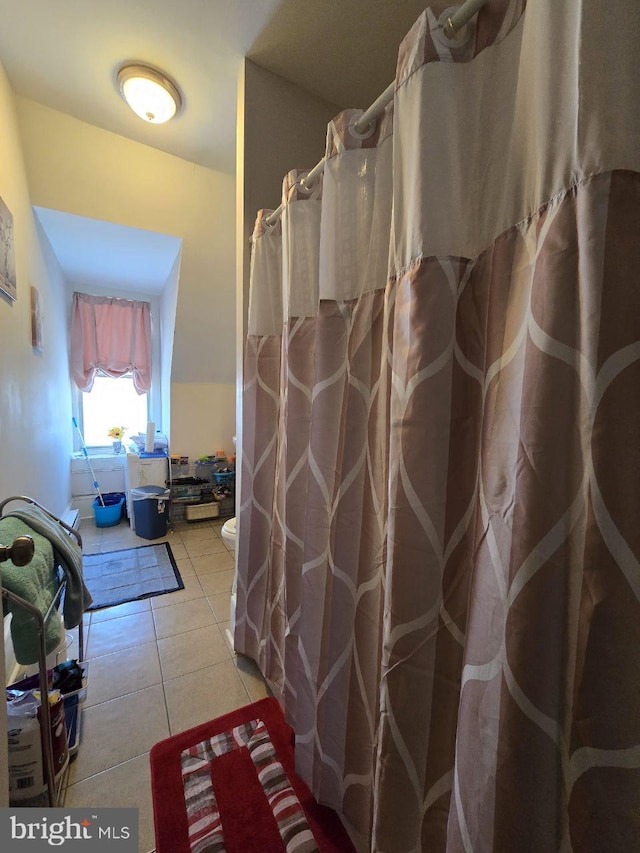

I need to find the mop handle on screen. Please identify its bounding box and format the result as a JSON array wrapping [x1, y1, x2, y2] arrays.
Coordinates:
[[72, 417, 105, 507]]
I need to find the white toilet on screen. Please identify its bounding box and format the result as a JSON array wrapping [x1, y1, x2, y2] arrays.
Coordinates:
[[224, 515, 237, 636], [221, 515, 236, 550], [221, 435, 237, 551]]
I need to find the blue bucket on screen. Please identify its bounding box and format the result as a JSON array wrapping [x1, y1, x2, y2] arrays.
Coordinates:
[[93, 493, 125, 528]]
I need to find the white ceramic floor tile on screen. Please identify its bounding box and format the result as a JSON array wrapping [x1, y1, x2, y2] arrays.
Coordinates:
[[64, 753, 156, 853], [178, 536, 215, 552], [67, 684, 169, 784], [190, 551, 234, 576], [158, 623, 231, 681], [234, 655, 271, 702], [164, 659, 250, 735], [151, 597, 216, 640], [174, 558, 196, 578], [99, 530, 138, 552], [207, 593, 232, 623], [89, 598, 151, 623], [64, 518, 249, 844], [84, 641, 162, 707], [86, 611, 156, 659], [198, 569, 234, 596], [185, 538, 228, 559], [166, 529, 187, 544], [150, 573, 205, 609], [168, 541, 188, 560]]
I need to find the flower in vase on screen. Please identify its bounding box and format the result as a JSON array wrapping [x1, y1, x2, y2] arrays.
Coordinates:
[[107, 426, 126, 441]]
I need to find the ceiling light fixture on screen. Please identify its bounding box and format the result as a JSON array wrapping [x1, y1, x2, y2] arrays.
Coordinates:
[[117, 63, 182, 124]]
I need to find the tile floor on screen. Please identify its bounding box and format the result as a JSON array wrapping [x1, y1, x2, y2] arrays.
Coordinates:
[[60, 515, 269, 853]]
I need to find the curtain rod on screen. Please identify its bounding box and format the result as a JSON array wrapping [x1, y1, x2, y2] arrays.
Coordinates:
[[263, 0, 489, 228]]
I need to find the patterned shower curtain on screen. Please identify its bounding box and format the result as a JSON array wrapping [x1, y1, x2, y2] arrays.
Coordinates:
[[271, 169, 324, 711], [292, 108, 393, 850], [237, 110, 393, 849], [237, 0, 640, 850], [234, 212, 282, 676]]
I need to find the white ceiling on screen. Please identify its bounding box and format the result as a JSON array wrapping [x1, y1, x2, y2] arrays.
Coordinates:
[[0, 0, 283, 174], [1, 0, 431, 293], [0, 0, 431, 175]]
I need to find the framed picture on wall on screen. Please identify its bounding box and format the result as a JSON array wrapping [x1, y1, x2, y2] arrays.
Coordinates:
[[0, 195, 16, 301], [31, 285, 43, 351]]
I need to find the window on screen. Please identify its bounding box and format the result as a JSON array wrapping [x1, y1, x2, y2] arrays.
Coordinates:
[[80, 374, 148, 448], [70, 292, 152, 394], [70, 291, 153, 449]]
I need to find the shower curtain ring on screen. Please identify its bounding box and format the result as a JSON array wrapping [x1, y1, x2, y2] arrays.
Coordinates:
[[348, 112, 376, 141], [295, 174, 315, 194], [438, 7, 474, 46], [260, 212, 278, 232]]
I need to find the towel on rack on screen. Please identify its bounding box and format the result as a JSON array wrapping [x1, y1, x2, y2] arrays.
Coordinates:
[[0, 516, 65, 665], [6, 505, 93, 627]]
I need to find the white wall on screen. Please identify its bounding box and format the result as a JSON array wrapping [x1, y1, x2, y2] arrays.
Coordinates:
[[0, 60, 78, 806], [170, 383, 236, 461], [15, 97, 236, 455], [160, 251, 181, 445], [0, 66, 73, 517]]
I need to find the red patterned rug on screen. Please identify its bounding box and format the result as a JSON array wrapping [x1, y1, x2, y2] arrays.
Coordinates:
[[150, 698, 356, 853]]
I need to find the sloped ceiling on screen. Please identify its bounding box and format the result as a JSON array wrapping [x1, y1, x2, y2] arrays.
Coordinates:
[[1, 0, 439, 379], [0, 0, 433, 174], [248, 0, 434, 115], [34, 207, 182, 295]]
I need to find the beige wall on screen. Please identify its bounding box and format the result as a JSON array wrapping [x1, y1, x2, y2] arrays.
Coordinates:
[[235, 61, 339, 481], [15, 97, 236, 454], [238, 61, 340, 334], [170, 383, 236, 461], [0, 68, 73, 516], [0, 62, 79, 805]]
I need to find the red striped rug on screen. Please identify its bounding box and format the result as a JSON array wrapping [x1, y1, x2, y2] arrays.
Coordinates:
[[150, 698, 356, 853]]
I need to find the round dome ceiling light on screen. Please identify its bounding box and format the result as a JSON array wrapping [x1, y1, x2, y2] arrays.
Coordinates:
[[117, 64, 182, 124]]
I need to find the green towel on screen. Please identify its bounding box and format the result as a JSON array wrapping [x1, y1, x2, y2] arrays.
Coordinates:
[[7, 505, 93, 625], [0, 516, 64, 665]]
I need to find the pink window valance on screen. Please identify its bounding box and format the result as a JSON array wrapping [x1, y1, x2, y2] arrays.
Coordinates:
[[70, 292, 152, 394]]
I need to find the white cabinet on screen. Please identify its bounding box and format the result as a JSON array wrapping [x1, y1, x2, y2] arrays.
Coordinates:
[[124, 454, 168, 531]]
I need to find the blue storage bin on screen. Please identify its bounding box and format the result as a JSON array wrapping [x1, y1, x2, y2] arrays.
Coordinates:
[[212, 471, 234, 485]]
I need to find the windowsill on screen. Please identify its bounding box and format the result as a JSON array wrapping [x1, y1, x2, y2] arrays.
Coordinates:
[[71, 450, 128, 462]]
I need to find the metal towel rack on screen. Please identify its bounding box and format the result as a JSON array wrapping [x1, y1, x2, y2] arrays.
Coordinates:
[[0, 495, 85, 806]]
